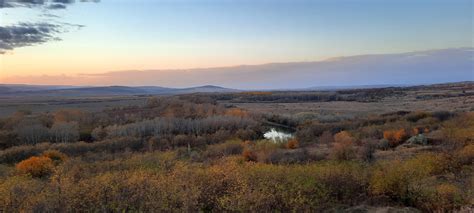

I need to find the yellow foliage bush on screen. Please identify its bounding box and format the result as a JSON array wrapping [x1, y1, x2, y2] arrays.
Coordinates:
[[442, 112, 474, 147], [370, 153, 448, 206], [434, 183, 464, 211], [455, 144, 474, 166]]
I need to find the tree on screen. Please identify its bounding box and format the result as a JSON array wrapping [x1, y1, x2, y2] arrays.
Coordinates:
[[50, 122, 79, 143], [91, 126, 107, 141], [15, 124, 49, 145]]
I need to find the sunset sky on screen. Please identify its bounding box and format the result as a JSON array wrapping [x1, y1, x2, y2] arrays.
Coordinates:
[[0, 0, 472, 87]]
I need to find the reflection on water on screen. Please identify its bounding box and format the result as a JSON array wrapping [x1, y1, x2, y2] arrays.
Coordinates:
[[264, 128, 293, 142]]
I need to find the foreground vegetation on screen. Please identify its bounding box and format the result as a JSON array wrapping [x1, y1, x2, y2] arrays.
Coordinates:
[[0, 91, 473, 212]]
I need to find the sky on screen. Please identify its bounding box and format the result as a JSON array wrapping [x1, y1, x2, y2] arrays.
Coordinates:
[[0, 0, 473, 87]]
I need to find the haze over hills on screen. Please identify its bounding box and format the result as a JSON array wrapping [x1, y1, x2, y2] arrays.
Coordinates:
[[3, 48, 473, 90], [0, 84, 239, 97]]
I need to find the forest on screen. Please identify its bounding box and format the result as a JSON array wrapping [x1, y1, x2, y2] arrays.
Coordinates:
[[0, 86, 473, 212]]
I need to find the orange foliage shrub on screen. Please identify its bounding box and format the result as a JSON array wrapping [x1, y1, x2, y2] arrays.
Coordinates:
[[242, 149, 257, 162], [16, 156, 54, 178], [383, 129, 409, 147], [226, 108, 248, 117], [285, 139, 299, 149]]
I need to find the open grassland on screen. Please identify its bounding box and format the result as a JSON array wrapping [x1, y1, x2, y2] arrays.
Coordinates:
[[0, 82, 472, 212], [0, 96, 149, 118]]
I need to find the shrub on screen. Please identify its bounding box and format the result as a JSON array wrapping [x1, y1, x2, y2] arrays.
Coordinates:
[[318, 131, 334, 144], [412, 127, 429, 135], [434, 183, 465, 211], [0, 144, 47, 164], [383, 129, 409, 147], [359, 140, 377, 162], [226, 108, 248, 117], [331, 141, 356, 161], [42, 150, 67, 164], [331, 131, 356, 161], [406, 134, 428, 145], [242, 149, 257, 162], [285, 139, 299, 149], [267, 149, 310, 164], [260, 142, 282, 162], [378, 139, 390, 150], [431, 111, 453, 121], [315, 162, 369, 205], [414, 182, 467, 211], [334, 131, 354, 144], [0, 176, 44, 211], [442, 112, 474, 148], [370, 153, 446, 205], [406, 111, 429, 122], [16, 156, 54, 178], [455, 144, 474, 166], [204, 140, 243, 159]]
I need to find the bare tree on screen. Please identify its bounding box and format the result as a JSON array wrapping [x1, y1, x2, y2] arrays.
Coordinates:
[[50, 122, 79, 143], [16, 124, 50, 144]]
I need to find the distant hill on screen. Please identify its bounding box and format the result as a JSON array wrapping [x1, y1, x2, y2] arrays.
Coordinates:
[[0, 84, 239, 97]]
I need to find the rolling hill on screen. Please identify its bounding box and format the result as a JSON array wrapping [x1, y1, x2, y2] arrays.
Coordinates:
[[0, 85, 239, 97]]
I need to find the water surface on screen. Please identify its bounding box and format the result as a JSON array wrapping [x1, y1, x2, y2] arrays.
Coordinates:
[[264, 128, 293, 142]]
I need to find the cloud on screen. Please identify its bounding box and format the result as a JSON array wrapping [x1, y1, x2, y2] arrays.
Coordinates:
[[0, 0, 99, 10], [0, 22, 74, 53], [0, 0, 98, 53], [47, 3, 67, 9]]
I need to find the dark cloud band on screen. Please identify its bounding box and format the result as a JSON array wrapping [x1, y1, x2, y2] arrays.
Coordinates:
[[0, 0, 99, 9], [0, 22, 72, 54], [0, 0, 98, 53], [0, 22, 83, 54]]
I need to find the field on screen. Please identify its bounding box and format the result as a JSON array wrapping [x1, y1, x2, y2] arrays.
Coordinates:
[[0, 96, 149, 118], [0, 82, 473, 212], [226, 82, 474, 116]]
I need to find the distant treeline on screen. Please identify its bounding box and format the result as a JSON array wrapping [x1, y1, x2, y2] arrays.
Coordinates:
[[196, 87, 406, 103]]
